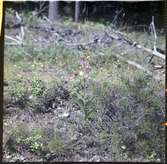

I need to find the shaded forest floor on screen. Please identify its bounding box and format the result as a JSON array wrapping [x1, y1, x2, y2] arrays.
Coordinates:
[[3, 11, 165, 162]]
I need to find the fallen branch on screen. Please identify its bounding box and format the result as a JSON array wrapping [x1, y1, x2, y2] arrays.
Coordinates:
[[111, 53, 162, 81], [126, 60, 152, 75], [5, 25, 25, 46], [154, 65, 164, 69], [113, 31, 165, 60], [5, 35, 20, 44], [5, 42, 22, 46], [136, 44, 165, 59]]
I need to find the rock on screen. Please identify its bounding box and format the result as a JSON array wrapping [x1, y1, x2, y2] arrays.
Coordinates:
[[74, 154, 87, 162], [71, 134, 78, 141], [5, 154, 11, 159], [58, 112, 70, 118], [89, 155, 101, 162], [19, 155, 25, 161]]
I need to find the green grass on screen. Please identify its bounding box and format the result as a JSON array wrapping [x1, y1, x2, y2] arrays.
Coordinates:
[[4, 18, 165, 162]]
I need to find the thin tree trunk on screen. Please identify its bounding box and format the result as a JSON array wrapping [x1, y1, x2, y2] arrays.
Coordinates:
[[48, 1, 60, 21], [75, 1, 80, 22]]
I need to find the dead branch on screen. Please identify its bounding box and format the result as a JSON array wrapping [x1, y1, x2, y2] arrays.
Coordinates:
[[37, 6, 48, 16], [126, 60, 152, 74], [5, 23, 24, 46], [112, 8, 124, 25], [110, 52, 162, 81], [5, 42, 22, 46], [154, 65, 164, 69], [149, 16, 157, 51], [135, 44, 165, 59], [113, 31, 165, 60], [20, 26, 25, 40], [5, 35, 20, 44], [5, 34, 25, 46]]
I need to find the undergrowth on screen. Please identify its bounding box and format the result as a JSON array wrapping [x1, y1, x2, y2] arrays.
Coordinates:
[[4, 19, 165, 162]]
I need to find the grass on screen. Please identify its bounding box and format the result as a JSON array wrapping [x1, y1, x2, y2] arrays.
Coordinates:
[[47, 133, 65, 153], [4, 18, 165, 162]]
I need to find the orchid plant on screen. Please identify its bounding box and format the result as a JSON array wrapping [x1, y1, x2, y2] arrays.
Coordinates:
[[70, 55, 97, 121]]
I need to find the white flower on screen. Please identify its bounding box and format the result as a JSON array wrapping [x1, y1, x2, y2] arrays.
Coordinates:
[[29, 95, 33, 100], [121, 145, 126, 150], [79, 71, 84, 76]]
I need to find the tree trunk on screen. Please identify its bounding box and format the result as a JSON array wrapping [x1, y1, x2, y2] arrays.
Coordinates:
[[48, 1, 60, 21], [75, 1, 80, 22]]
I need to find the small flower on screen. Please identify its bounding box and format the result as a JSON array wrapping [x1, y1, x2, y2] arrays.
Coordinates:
[[121, 145, 126, 150], [79, 57, 85, 67], [29, 95, 33, 100], [79, 71, 84, 76], [85, 63, 91, 70]]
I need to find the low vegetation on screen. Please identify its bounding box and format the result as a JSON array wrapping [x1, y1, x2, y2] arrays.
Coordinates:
[[3, 10, 165, 162]]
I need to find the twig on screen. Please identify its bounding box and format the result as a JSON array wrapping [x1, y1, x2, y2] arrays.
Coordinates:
[[5, 24, 24, 46], [148, 16, 158, 62], [20, 26, 24, 40], [112, 8, 124, 25], [5, 42, 20, 46], [37, 2, 48, 16], [149, 16, 157, 51], [39, 1, 46, 11], [5, 35, 20, 44]]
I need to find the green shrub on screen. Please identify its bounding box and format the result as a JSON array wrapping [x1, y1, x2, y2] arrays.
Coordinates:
[[17, 134, 43, 152], [14, 127, 43, 152], [6, 126, 46, 154], [31, 79, 46, 97], [10, 82, 29, 108]]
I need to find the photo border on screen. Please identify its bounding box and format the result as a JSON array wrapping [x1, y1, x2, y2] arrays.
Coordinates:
[[0, 1, 166, 163]]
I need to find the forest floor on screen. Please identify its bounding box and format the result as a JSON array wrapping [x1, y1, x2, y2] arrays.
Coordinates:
[[3, 11, 165, 162]]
